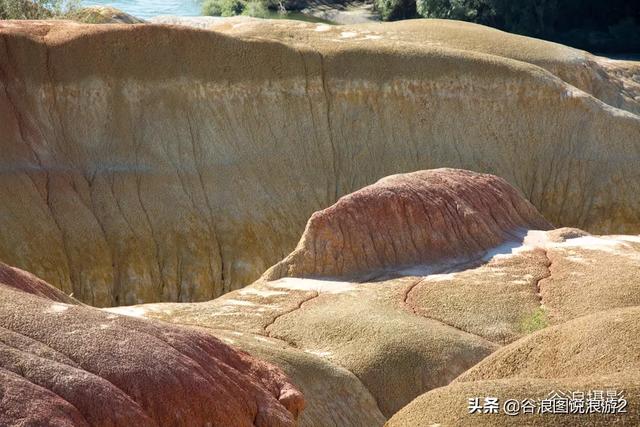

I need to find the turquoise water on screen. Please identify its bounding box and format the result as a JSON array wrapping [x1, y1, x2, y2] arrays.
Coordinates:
[[80, 0, 332, 21], [82, 0, 202, 19]]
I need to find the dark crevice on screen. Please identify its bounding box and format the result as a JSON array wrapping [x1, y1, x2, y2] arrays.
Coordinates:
[[318, 51, 339, 203], [536, 248, 553, 307], [264, 291, 320, 337]]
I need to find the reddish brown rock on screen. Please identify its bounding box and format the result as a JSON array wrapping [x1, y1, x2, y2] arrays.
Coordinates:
[[0, 260, 77, 304], [0, 264, 304, 426], [264, 168, 552, 280]]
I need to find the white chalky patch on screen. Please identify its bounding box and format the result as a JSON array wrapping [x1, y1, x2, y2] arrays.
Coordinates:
[[208, 311, 265, 317], [561, 236, 639, 252], [340, 31, 358, 38], [104, 306, 147, 318], [612, 235, 640, 244], [481, 229, 535, 260], [48, 303, 70, 313], [271, 278, 357, 294], [350, 230, 640, 285], [221, 299, 258, 307], [103, 305, 164, 318], [305, 349, 332, 357], [420, 273, 458, 282], [396, 263, 457, 276], [314, 24, 331, 32], [481, 231, 640, 260], [522, 230, 553, 247], [237, 288, 286, 297]]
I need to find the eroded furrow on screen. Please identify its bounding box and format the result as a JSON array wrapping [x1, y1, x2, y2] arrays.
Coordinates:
[[264, 291, 320, 338]]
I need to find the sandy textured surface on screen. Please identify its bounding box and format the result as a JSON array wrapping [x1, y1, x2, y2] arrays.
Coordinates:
[[111, 169, 640, 425], [0, 19, 638, 305], [0, 264, 303, 426], [388, 307, 640, 426]]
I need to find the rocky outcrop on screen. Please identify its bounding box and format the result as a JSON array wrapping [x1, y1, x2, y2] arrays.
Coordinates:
[[0, 20, 638, 305], [113, 169, 640, 425], [263, 168, 552, 280], [0, 263, 304, 426]]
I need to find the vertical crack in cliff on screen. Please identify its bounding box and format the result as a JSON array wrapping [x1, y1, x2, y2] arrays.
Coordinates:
[[38, 41, 78, 300], [134, 171, 165, 298], [451, 136, 465, 167], [0, 38, 29, 146], [78, 171, 117, 305], [298, 49, 326, 209], [106, 174, 137, 306], [317, 52, 339, 203], [2, 36, 76, 295], [156, 113, 200, 301], [186, 112, 226, 297], [1, 36, 49, 201], [43, 44, 73, 162], [131, 119, 166, 300]]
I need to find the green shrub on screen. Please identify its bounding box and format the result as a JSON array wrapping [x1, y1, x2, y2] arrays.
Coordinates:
[[374, 0, 416, 21], [520, 307, 548, 334], [0, 0, 79, 19], [202, 0, 246, 17], [202, 0, 276, 18], [416, 0, 490, 22], [227, 0, 245, 15], [242, 0, 270, 18], [201, 0, 223, 16]]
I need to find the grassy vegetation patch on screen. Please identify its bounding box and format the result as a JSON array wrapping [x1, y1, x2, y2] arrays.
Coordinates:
[[520, 307, 548, 334]]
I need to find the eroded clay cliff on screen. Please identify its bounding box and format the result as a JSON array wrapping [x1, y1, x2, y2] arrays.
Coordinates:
[[0, 20, 638, 305]]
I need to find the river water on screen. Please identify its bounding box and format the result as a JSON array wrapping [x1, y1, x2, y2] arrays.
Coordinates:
[[81, 0, 202, 19], [80, 0, 332, 21]]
